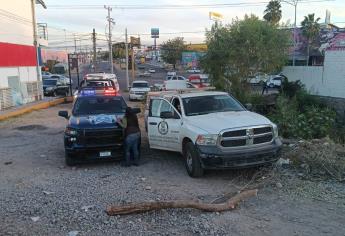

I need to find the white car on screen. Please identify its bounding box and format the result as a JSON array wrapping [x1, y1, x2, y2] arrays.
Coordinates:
[[167, 71, 177, 76], [84, 73, 120, 92], [129, 80, 151, 101], [166, 75, 187, 81], [266, 76, 283, 88], [187, 68, 201, 73], [146, 91, 282, 177], [148, 68, 156, 73]]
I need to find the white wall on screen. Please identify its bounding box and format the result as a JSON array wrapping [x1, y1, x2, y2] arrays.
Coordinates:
[[0, 0, 34, 46], [282, 50, 345, 99]]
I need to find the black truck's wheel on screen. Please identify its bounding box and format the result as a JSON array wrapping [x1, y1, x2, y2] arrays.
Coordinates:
[[65, 152, 76, 166], [184, 142, 204, 177]]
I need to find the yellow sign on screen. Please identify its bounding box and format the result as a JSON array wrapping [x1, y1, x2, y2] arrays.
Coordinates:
[[209, 11, 223, 21], [185, 44, 207, 52]]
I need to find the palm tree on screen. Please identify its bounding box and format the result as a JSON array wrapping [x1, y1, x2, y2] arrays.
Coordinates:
[[263, 0, 282, 25], [301, 13, 321, 66]]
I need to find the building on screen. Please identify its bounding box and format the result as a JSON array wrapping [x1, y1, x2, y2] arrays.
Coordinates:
[[181, 44, 207, 69], [0, 0, 47, 110]]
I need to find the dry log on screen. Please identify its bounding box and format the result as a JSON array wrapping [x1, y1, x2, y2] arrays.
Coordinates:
[[106, 189, 257, 216]]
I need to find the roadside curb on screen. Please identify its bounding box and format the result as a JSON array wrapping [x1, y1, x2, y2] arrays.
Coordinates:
[[0, 96, 73, 122]]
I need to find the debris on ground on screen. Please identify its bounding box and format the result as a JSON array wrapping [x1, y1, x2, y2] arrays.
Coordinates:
[[30, 216, 40, 222], [282, 138, 345, 182], [106, 189, 258, 215]]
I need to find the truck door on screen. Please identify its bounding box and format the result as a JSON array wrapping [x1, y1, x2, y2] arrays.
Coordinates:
[[148, 98, 181, 151]]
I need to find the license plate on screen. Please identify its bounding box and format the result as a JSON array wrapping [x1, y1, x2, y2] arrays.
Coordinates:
[[99, 151, 111, 157]]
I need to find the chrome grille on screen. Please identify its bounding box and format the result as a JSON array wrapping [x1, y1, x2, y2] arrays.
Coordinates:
[[220, 126, 273, 148]]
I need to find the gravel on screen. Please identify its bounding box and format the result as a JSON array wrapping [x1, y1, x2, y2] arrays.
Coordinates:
[[1, 103, 345, 235]]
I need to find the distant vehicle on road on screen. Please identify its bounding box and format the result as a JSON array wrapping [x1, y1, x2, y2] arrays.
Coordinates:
[[166, 75, 187, 81], [84, 73, 119, 92], [138, 65, 146, 70], [43, 79, 69, 97], [148, 68, 156, 73], [166, 71, 177, 76], [187, 67, 201, 73], [188, 74, 210, 88], [53, 63, 68, 75], [50, 74, 72, 85], [129, 80, 151, 101]]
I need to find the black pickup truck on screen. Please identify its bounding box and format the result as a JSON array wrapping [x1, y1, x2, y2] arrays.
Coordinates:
[[58, 87, 140, 165]]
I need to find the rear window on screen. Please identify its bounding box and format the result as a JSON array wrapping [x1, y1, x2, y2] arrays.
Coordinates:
[[133, 82, 149, 88], [73, 96, 126, 116]]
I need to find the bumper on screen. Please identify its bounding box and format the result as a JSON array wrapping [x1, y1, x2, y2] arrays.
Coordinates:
[[196, 138, 282, 169], [65, 141, 124, 162], [44, 90, 54, 96], [129, 93, 146, 100]]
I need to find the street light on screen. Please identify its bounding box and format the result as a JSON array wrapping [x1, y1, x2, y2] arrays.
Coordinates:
[[281, 0, 298, 66]]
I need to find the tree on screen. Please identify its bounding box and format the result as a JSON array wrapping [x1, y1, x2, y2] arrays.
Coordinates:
[[263, 0, 282, 25], [160, 37, 185, 68], [301, 13, 321, 66], [202, 15, 290, 101]]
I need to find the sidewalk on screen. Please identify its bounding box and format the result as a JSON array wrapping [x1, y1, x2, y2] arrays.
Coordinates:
[[0, 96, 72, 121]]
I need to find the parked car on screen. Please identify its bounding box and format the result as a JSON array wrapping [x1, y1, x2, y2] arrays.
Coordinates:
[[43, 79, 69, 97], [50, 74, 72, 86], [148, 68, 156, 73], [138, 65, 146, 70], [129, 80, 151, 101], [145, 91, 282, 177], [187, 67, 201, 73], [138, 71, 152, 77], [248, 72, 269, 85], [166, 75, 187, 81], [266, 76, 283, 88]]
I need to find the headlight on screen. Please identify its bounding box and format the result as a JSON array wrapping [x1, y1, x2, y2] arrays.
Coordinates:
[[46, 87, 53, 91], [273, 124, 278, 138], [130, 90, 135, 94], [65, 127, 77, 136], [196, 134, 218, 145]]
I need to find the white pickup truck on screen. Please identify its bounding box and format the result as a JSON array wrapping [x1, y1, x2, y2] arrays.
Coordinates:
[[146, 91, 282, 177]]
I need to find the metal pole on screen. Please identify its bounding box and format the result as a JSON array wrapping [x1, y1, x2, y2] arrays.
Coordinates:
[[125, 28, 129, 89], [131, 47, 135, 81], [92, 28, 97, 72], [76, 54, 80, 87], [74, 34, 77, 53], [67, 54, 73, 96], [105, 6, 114, 74], [293, 2, 297, 66]]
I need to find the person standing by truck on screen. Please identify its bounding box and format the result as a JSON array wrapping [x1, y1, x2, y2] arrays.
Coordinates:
[[117, 107, 141, 166]]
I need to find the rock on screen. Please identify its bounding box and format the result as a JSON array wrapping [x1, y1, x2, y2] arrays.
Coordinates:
[[40, 154, 46, 158], [67, 231, 79, 236], [145, 186, 152, 190], [43, 191, 54, 195], [4, 161, 13, 165], [140, 177, 147, 181], [276, 158, 290, 167], [276, 182, 283, 188], [81, 205, 94, 212], [31, 216, 40, 222]]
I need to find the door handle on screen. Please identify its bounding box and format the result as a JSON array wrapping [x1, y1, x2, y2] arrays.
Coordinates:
[[149, 122, 157, 125]]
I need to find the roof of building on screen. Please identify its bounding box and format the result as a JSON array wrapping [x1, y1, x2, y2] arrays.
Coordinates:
[[36, 0, 47, 9]]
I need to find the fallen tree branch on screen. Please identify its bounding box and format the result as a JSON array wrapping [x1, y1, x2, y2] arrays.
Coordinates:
[[106, 189, 258, 216]]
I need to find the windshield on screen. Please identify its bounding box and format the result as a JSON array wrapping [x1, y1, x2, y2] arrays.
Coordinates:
[[132, 82, 149, 88], [182, 95, 244, 116], [73, 96, 127, 116], [43, 80, 57, 86]]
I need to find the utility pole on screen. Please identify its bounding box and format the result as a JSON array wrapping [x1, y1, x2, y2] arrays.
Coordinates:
[[282, 0, 299, 66], [125, 28, 129, 89], [92, 28, 97, 72], [131, 46, 135, 82], [73, 34, 77, 54], [104, 5, 114, 74]]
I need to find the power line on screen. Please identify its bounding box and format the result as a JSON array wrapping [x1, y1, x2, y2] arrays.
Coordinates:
[[47, 0, 335, 10]]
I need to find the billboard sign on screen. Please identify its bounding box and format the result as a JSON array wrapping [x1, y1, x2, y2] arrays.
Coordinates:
[[151, 28, 159, 38], [209, 11, 223, 21]]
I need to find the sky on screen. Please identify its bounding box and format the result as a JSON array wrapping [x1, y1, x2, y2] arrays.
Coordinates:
[[36, 0, 345, 50]]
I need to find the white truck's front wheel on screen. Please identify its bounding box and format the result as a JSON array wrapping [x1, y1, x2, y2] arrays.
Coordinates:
[[184, 142, 204, 178]]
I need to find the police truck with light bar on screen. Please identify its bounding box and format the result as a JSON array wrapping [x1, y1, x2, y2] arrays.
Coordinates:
[[58, 86, 140, 165]]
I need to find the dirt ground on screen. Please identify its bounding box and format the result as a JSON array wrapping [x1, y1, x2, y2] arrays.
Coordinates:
[[0, 103, 344, 236]]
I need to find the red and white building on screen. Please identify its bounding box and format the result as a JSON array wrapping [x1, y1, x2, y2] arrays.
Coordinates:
[[0, 0, 46, 110]]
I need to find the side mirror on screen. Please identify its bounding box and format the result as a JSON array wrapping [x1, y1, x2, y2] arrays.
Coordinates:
[[58, 110, 69, 119], [131, 107, 141, 114], [128, 86, 132, 89], [245, 103, 253, 111]]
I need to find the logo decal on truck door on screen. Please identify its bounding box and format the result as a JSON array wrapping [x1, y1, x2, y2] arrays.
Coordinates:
[[158, 121, 169, 135]]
